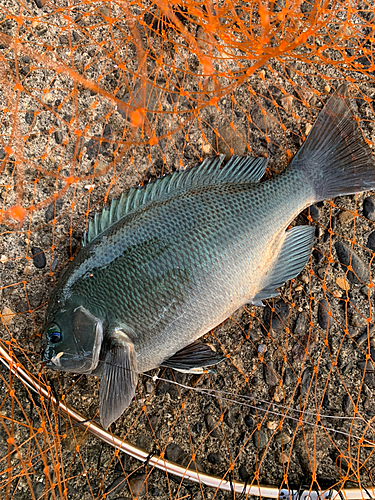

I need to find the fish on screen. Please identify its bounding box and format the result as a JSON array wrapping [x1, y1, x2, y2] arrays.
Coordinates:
[[42, 85, 375, 429]]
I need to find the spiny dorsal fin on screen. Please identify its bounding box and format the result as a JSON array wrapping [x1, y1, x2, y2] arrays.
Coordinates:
[[82, 155, 268, 247]]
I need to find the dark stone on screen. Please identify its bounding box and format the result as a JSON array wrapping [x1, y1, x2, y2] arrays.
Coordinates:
[[367, 231, 375, 252], [205, 414, 220, 438], [263, 361, 279, 386], [313, 249, 324, 263], [342, 394, 352, 415], [364, 372, 375, 388], [85, 124, 112, 159], [28, 294, 41, 309], [31, 247, 46, 269], [322, 393, 330, 409], [301, 367, 313, 395], [155, 376, 179, 398], [194, 421, 203, 435], [334, 241, 368, 284], [165, 443, 186, 463], [33, 482, 46, 498], [292, 341, 305, 363], [54, 130, 64, 144], [318, 299, 330, 329], [263, 303, 290, 335], [51, 257, 58, 272], [308, 204, 320, 222], [224, 410, 240, 426], [129, 474, 146, 497], [294, 314, 307, 335], [149, 487, 162, 496], [239, 464, 250, 482], [283, 367, 296, 386], [45, 199, 63, 222], [252, 429, 267, 449], [145, 415, 159, 435], [244, 414, 254, 428], [207, 452, 222, 465], [363, 196, 375, 221], [104, 476, 126, 499], [14, 300, 28, 313], [25, 111, 35, 125]]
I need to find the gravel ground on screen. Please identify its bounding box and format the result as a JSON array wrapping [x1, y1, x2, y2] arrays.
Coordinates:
[[1, 1, 375, 499]]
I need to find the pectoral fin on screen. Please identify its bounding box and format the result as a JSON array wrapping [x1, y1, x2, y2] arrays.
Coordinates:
[[252, 225, 315, 303], [161, 340, 224, 373], [99, 331, 138, 429]]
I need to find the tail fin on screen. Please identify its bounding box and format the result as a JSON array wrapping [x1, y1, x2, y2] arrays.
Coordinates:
[[289, 84, 375, 201]]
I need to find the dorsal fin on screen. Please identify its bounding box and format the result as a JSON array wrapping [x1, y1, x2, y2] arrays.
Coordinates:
[[82, 155, 268, 247]]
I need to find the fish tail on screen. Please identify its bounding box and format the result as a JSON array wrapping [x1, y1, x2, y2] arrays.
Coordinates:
[[289, 84, 375, 201]]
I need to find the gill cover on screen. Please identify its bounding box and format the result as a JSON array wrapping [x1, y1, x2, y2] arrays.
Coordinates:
[[43, 305, 103, 374]]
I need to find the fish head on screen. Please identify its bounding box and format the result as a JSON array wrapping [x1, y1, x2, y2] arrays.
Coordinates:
[[42, 301, 104, 374]]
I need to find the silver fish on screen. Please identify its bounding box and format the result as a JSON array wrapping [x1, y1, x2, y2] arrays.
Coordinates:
[[42, 85, 375, 428]]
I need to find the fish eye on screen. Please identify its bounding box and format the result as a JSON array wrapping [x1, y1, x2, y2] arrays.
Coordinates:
[[47, 324, 62, 344]]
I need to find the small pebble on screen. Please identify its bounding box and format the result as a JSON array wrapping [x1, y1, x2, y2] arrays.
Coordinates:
[[205, 414, 220, 438], [244, 414, 254, 428], [207, 452, 222, 465], [31, 247, 46, 269], [363, 196, 375, 221], [338, 211, 354, 225], [263, 303, 289, 334], [145, 380, 154, 393], [305, 122, 312, 136], [194, 422, 203, 435], [266, 420, 278, 431], [283, 367, 296, 386], [263, 361, 279, 386], [308, 204, 320, 222], [165, 443, 185, 462], [342, 394, 352, 415], [33, 483, 46, 498], [257, 344, 267, 354], [33, 0, 44, 9], [253, 429, 267, 449], [239, 464, 250, 482], [273, 385, 284, 403], [1, 306, 15, 326], [51, 257, 58, 272], [129, 474, 146, 496], [350, 312, 365, 328], [275, 429, 292, 444], [336, 277, 350, 291], [54, 130, 63, 144], [301, 367, 313, 395], [45, 199, 63, 223], [294, 314, 307, 335], [281, 95, 293, 111], [280, 452, 289, 464], [318, 299, 330, 329], [202, 143, 211, 154], [217, 124, 246, 159], [104, 476, 126, 500]]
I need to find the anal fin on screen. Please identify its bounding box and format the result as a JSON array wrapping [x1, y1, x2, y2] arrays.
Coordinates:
[[252, 225, 315, 303], [161, 340, 224, 374], [99, 330, 138, 429]]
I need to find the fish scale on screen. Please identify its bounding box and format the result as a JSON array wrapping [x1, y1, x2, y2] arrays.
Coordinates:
[[42, 85, 375, 428]]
